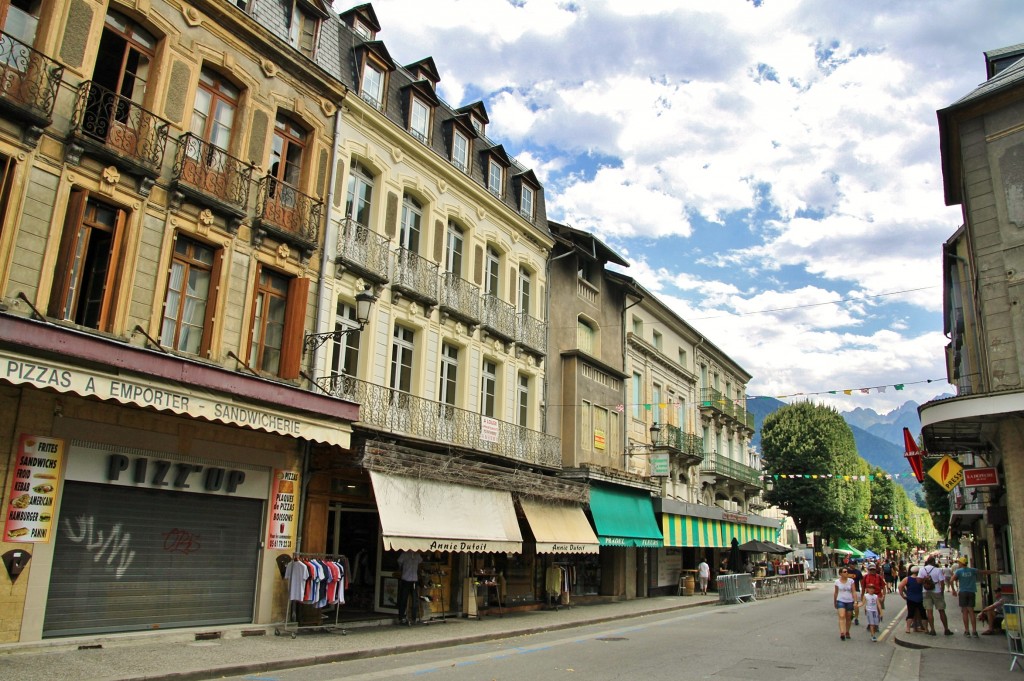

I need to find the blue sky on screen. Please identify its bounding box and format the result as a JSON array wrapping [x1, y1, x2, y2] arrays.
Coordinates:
[[353, 0, 1024, 414]]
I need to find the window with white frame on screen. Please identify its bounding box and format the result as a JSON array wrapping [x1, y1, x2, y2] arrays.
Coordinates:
[[632, 316, 643, 336], [409, 97, 430, 143], [517, 373, 529, 428], [652, 330, 663, 351], [481, 359, 497, 418], [518, 266, 531, 315], [520, 184, 534, 219], [399, 193, 422, 253], [485, 245, 500, 296], [345, 160, 373, 226], [487, 157, 502, 196], [445, 221, 464, 275], [438, 342, 459, 405], [330, 299, 360, 377], [390, 324, 414, 393], [360, 61, 384, 109], [452, 129, 469, 172]]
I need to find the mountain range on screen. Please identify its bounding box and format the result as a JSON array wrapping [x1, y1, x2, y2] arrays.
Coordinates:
[[746, 397, 946, 496]]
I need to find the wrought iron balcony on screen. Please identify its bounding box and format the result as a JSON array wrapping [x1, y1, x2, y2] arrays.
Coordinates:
[[67, 81, 170, 193], [171, 133, 252, 225], [391, 248, 438, 309], [481, 293, 517, 343], [336, 218, 390, 285], [517, 311, 546, 357], [439, 271, 481, 328], [699, 451, 763, 489], [0, 31, 63, 143], [318, 374, 561, 468], [659, 423, 704, 466], [254, 174, 321, 260], [699, 388, 755, 431]]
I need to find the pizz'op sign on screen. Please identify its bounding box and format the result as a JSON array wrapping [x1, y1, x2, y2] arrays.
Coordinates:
[[927, 455, 964, 492]]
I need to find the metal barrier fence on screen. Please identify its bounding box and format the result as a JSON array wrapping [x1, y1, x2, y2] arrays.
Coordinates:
[[817, 567, 838, 582], [753, 573, 806, 599], [716, 573, 756, 604]]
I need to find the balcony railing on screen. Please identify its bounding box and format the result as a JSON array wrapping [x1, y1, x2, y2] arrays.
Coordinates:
[[68, 80, 170, 176], [336, 218, 390, 285], [481, 293, 517, 342], [171, 133, 252, 219], [518, 311, 546, 356], [439, 271, 481, 326], [391, 248, 439, 307], [700, 452, 763, 489], [0, 30, 63, 132], [700, 388, 755, 430], [318, 374, 561, 468], [255, 174, 321, 252], [660, 423, 704, 459]]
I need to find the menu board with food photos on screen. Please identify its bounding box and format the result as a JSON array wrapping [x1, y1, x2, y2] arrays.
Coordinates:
[[266, 468, 299, 550], [4, 434, 65, 543]]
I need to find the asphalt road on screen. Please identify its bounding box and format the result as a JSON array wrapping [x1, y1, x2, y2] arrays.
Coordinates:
[[213, 589, 900, 681]]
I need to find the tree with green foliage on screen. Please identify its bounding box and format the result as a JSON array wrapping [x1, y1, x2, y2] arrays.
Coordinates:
[[760, 402, 870, 544], [922, 475, 951, 538]]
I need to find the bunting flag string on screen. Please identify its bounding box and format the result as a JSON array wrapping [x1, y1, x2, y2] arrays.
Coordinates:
[[762, 472, 913, 481], [749, 377, 946, 401]]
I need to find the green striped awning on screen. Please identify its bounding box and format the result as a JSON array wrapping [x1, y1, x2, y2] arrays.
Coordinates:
[[588, 485, 664, 548], [662, 514, 777, 548]]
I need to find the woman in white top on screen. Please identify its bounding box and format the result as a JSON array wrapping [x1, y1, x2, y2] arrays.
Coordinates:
[[834, 567, 859, 640]]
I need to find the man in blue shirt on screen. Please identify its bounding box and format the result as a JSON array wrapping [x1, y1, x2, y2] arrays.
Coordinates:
[[951, 556, 997, 637]]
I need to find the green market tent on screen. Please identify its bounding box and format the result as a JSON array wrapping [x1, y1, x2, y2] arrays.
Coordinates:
[[834, 539, 865, 558]]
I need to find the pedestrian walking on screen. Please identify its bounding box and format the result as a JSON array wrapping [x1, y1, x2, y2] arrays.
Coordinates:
[[859, 583, 882, 641], [951, 556, 996, 637], [862, 563, 886, 619], [898, 565, 926, 633], [847, 560, 863, 625], [881, 559, 896, 593], [697, 557, 710, 595], [917, 556, 953, 636], [834, 567, 858, 640]]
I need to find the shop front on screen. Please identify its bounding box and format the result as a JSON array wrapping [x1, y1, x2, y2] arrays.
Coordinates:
[[0, 314, 358, 643], [657, 498, 780, 595], [586, 484, 664, 599], [518, 497, 600, 607]]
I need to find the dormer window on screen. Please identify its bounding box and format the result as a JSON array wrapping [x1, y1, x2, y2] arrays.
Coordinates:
[[488, 158, 503, 197], [410, 97, 430, 143], [353, 18, 373, 40], [520, 185, 534, 219], [452, 129, 469, 172], [361, 62, 384, 109], [471, 116, 485, 136], [291, 5, 319, 58]]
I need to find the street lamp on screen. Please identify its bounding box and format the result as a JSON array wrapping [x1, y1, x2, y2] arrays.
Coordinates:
[[303, 288, 377, 355], [649, 422, 662, 447]]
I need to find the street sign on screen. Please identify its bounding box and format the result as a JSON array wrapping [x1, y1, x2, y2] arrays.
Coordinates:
[[649, 453, 670, 477], [927, 455, 964, 492], [963, 467, 999, 487]]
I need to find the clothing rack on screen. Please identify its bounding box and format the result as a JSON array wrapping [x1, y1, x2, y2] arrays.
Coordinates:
[[276, 552, 348, 639], [545, 561, 575, 610]]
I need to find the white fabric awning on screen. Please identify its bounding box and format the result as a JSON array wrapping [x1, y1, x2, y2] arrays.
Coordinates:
[[519, 499, 599, 554], [370, 471, 523, 553]]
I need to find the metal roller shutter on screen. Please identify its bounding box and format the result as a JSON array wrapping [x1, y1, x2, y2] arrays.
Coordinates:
[[44, 481, 263, 637]]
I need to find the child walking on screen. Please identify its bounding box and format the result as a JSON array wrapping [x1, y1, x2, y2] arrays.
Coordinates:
[[860, 583, 882, 642]]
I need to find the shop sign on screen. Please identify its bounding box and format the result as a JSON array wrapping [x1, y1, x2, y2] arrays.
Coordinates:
[[927, 455, 964, 492], [0, 350, 350, 448], [649, 452, 670, 476], [722, 512, 749, 523], [963, 467, 999, 487], [267, 469, 300, 550], [4, 435, 65, 543], [480, 416, 499, 443], [107, 453, 246, 494], [594, 429, 606, 450]]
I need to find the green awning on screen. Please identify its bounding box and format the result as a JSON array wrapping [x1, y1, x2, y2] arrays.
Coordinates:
[[662, 514, 774, 548], [835, 539, 864, 558], [588, 485, 663, 548]]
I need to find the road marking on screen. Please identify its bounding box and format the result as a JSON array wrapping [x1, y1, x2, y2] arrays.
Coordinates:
[[876, 604, 908, 643]]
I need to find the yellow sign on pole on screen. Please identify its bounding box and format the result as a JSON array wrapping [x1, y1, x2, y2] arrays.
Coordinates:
[[927, 455, 964, 492]]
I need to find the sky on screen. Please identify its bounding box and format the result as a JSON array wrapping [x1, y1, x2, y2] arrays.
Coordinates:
[[352, 0, 1024, 416]]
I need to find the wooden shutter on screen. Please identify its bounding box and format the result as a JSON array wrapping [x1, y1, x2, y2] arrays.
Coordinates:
[[97, 205, 128, 332], [278, 275, 310, 379], [47, 187, 89, 319], [473, 244, 483, 286], [384, 191, 398, 238], [200, 243, 224, 358]]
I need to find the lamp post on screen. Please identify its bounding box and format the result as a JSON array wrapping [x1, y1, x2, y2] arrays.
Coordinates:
[[303, 288, 377, 355]]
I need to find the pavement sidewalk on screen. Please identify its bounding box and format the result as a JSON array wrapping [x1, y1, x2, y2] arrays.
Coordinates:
[[0, 588, 1015, 681]]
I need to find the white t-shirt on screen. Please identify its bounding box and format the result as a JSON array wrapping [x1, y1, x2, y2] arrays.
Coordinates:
[[397, 551, 422, 582], [919, 565, 944, 593], [698, 561, 710, 579], [835, 577, 855, 603]]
